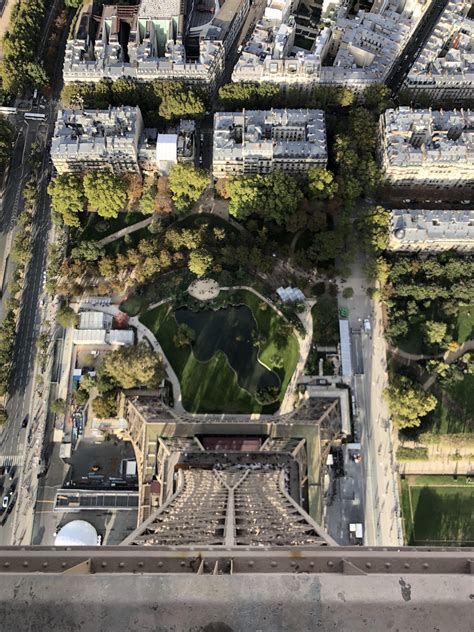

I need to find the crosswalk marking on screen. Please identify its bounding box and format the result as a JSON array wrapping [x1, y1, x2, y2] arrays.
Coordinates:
[[0, 455, 23, 467]]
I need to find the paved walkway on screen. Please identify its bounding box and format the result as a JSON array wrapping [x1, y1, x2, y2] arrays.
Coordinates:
[[83, 303, 184, 413], [399, 460, 474, 475], [97, 216, 153, 247]]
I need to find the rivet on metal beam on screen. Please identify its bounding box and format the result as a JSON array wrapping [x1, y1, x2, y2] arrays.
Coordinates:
[[101, 562, 107, 568], [119, 562, 125, 568], [248, 561, 254, 567], [61, 563, 67, 568], [365, 563, 372, 569], [290, 561, 296, 567], [158, 561, 163, 567], [423, 563, 429, 570], [385, 562, 391, 569], [23, 562, 28, 568], [138, 562, 144, 568], [309, 562, 315, 568], [3, 562, 9, 568], [327, 561, 334, 567], [42, 562, 48, 568], [271, 561, 277, 568], [404, 563, 410, 569], [180, 561, 186, 567]]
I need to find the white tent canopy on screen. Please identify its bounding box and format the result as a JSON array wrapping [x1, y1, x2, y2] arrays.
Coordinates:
[[55, 520, 98, 546]]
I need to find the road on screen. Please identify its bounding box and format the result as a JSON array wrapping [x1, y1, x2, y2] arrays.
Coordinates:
[[0, 0, 71, 544], [338, 254, 403, 546], [387, 0, 449, 93]]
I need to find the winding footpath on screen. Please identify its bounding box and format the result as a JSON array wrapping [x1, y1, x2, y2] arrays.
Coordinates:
[[85, 303, 184, 413]]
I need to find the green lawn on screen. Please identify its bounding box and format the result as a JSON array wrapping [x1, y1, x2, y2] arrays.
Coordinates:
[[140, 290, 299, 414], [80, 212, 144, 241], [457, 305, 474, 343], [400, 475, 474, 546], [424, 374, 474, 435]]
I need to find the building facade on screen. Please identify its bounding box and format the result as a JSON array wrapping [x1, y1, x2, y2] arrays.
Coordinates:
[[389, 209, 474, 252], [63, 0, 250, 90], [51, 106, 144, 175], [213, 109, 327, 177], [378, 107, 474, 188]]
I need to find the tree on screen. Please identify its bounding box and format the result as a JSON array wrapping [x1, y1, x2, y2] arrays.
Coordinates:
[[92, 393, 117, 418], [356, 205, 391, 254], [0, 115, 13, 171], [423, 320, 447, 346], [56, 306, 78, 328], [83, 170, 127, 218], [384, 375, 437, 429], [101, 342, 165, 389], [51, 398, 66, 415], [188, 249, 213, 277], [363, 84, 391, 114], [157, 84, 206, 120], [218, 82, 280, 109], [173, 323, 196, 348], [74, 388, 89, 406], [138, 186, 156, 214], [0, 407, 7, 426], [168, 164, 209, 211], [307, 168, 338, 200], [342, 287, 354, 299], [70, 240, 104, 262], [226, 171, 302, 223], [48, 175, 85, 227], [124, 173, 143, 205]]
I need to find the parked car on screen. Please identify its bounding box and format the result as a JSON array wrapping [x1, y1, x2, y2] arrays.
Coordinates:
[[9, 466, 16, 481], [21, 415, 29, 428], [2, 491, 12, 510]]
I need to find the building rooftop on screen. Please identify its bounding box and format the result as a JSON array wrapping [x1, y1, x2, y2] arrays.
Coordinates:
[[381, 107, 474, 168], [390, 208, 474, 245], [213, 109, 327, 163], [406, 0, 474, 87], [138, 0, 183, 19], [51, 107, 142, 163]]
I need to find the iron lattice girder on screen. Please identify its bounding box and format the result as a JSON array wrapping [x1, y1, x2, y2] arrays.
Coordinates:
[[0, 547, 471, 575]]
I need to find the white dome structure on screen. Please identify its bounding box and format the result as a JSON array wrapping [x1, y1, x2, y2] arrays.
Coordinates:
[[55, 520, 98, 546]]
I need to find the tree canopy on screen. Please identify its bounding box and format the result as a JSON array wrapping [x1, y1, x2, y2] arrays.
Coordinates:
[[168, 164, 209, 211], [423, 320, 447, 346], [226, 171, 303, 224], [56, 306, 79, 328], [48, 174, 85, 227], [307, 168, 338, 200], [83, 170, 127, 218], [0, 0, 48, 94], [188, 249, 213, 277], [101, 342, 165, 389], [384, 375, 437, 429]]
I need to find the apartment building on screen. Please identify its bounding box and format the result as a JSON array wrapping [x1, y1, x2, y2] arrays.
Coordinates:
[[404, 0, 474, 104], [389, 209, 474, 252], [378, 107, 474, 188], [232, 0, 428, 92], [51, 106, 144, 175], [213, 109, 327, 177], [63, 0, 249, 90]]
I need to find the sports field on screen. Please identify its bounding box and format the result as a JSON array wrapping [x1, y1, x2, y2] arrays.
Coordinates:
[[400, 475, 474, 546]]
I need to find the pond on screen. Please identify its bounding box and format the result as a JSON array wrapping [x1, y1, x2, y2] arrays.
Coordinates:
[[175, 305, 280, 396]]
